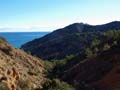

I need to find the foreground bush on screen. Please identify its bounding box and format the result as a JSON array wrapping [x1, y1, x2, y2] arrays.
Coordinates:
[[42, 79, 74, 90], [0, 82, 9, 90]]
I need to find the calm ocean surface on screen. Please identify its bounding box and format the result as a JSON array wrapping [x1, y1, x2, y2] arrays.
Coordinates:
[[0, 32, 49, 48]]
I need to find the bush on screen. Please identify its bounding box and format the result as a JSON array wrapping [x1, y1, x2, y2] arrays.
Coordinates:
[[28, 69, 38, 76], [0, 82, 9, 90], [91, 39, 100, 47], [0, 37, 6, 43], [84, 48, 93, 58], [17, 79, 33, 90], [44, 60, 56, 74], [42, 79, 74, 90], [103, 43, 111, 51]]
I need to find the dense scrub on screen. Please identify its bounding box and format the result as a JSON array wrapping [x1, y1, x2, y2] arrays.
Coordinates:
[[43, 30, 120, 90], [21, 21, 120, 60]]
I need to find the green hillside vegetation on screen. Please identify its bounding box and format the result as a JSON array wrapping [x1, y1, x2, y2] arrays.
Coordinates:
[[42, 79, 74, 90], [44, 30, 120, 77], [0, 37, 6, 43], [42, 30, 120, 90], [21, 21, 120, 60]]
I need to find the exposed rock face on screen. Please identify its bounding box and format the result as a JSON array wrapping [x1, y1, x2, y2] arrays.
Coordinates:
[[0, 40, 44, 90], [21, 21, 120, 60], [0, 67, 20, 90]]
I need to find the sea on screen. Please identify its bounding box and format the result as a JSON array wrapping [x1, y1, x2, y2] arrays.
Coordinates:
[[0, 32, 49, 48]]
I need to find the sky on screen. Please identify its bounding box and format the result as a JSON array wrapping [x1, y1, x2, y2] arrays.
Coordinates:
[[0, 0, 120, 32]]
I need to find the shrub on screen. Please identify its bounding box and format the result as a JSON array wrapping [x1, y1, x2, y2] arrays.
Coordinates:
[[112, 41, 118, 46], [103, 43, 111, 51], [44, 60, 55, 74], [91, 39, 100, 47], [84, 48, 93, 58], [0, 82, 9, 90], [0, 37, 6, 43], [28, 69, 38, 76], [42, 79, 74, 90], [17, 79, 33, 90]]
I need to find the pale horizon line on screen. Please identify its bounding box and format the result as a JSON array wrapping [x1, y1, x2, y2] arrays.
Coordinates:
[[0, 20, 119, 32]]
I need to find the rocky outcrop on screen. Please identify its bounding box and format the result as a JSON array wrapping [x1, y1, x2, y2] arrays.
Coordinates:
[[0, 40, 45, 90], [0, 67, 20, 90]]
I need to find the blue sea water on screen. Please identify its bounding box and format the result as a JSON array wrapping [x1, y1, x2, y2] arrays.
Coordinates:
[[0, 32, 49, 48]]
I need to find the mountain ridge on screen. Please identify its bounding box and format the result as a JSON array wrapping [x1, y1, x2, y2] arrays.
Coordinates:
[[21, 21, 120, 60]]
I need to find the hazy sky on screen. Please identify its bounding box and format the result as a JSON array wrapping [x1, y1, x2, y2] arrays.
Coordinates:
[[0, 0, 120, 32]]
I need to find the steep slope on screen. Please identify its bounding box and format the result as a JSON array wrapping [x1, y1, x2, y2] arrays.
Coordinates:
[[21, 21, 120, 60], [0, 38, 45, 90], [62, 45, 120, 90]]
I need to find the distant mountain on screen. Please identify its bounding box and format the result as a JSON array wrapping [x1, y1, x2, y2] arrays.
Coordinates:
[[0, 38, 45, 90], [21, 21, 120, 60]]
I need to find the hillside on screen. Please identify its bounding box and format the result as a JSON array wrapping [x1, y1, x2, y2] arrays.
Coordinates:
[[0, 38, 45, 90], [61, 45, 120, 90], [21, 21, 120, 60], [43, 40, 120, 90], [20, 21, 120, 90]]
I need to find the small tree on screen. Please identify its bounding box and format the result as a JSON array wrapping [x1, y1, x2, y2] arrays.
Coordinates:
[[112, 41, 118, 46], [91, 39, 100, 47], [84, 48, 93, 58], [103, 43, 111, 51], [94, 47, 99, 53]]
